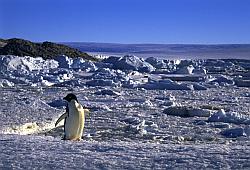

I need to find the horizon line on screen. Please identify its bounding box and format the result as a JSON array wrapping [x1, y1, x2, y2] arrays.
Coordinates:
[[2, 37, 250, 45]]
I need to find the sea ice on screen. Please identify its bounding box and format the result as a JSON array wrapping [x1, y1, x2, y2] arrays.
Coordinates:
[[0, 55, 58, 72], [0, 55, 250, 169], [175, 65, 194, 74], [208, 75, 235, 86], [138, 79, 193, 90], [102, 55, 155, 73], [208, 109, 250, 125], [145, 57, 167, 69], [163, 106, 212, 117], [220, 127, 247, 138], [235, 79, 250, 87], [95, 89, 121, 96], [47, 99, 66, 108], [54, 55, 73, 68], [0, 79, 14, 87]]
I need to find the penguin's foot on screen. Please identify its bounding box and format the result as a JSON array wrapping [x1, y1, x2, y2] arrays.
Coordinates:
[[75, 138, 82, 141], [62, 136, 82, 141]]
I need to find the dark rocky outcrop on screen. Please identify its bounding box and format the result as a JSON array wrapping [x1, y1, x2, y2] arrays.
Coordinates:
[[0, 38, 97, 61]]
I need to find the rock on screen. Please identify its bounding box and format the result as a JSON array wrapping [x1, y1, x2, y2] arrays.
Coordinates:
[[0, 38, 95, 60]]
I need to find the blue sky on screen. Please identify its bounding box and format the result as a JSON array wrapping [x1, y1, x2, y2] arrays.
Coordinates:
[[1, 0, 250, 44]]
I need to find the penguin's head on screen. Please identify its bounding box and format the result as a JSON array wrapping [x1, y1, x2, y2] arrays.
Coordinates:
[[63, 93, 78, 102]]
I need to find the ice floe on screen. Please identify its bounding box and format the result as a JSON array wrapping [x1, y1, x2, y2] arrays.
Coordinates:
[[102, 55, 155, 73], [95, 89, 121, 96], [0, 55, 58, 72], [163, 106, 212, 117], [86, 79, 120, 87], [0, 55, 249, 91], [55, 55, 97, 71], [235, 79, 250, 87], [138, 79, 193, 90], [175, 65, 194, 74], [54, 55, 73, 68], [145, 57, 167, 69], [208, 75, 235, 86], [0, 79, 14, 87], [220, 127, 247, 138], [208, 109, 250, 125], [1, 54, 250, 169]]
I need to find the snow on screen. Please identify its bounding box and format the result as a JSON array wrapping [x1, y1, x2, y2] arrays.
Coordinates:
[[208, 109, 250, 125], [54, 55, 73, 68], [175, 65, 194, 74], [220, 127, 247, 138], [1, 135, 249, 169], [209, 75, 235, 86], [163, 106, 212, 117], [95, 89, 121, 96], [102, 55, 155, 73], [86, 79, 119, 87], [0, 55, 250, 169], [138, 79, 194, 90], [235, 79, 250, 87], [0, 55, 59, 72], [145, 57, 167, 69], [0, 79, 14, 87]]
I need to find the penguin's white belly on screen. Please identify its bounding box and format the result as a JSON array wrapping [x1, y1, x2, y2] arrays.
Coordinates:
[[65, 101, 85, 140]]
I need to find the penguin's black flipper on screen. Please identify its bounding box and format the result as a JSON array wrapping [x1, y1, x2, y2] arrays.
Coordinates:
[[55, 105, 69, 127], [55, 112, 68, 127]]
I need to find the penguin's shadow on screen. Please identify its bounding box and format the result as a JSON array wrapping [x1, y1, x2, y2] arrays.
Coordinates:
[[40, 125, 64, 138]]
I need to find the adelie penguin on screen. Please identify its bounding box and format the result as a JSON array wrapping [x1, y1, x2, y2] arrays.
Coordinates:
[[55, 93, 90, 140]]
